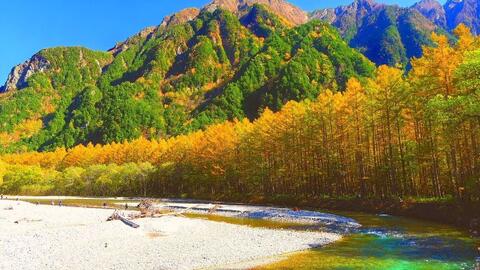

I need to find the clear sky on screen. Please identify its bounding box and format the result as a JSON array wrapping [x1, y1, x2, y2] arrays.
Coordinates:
[[0, 0, 439, 82]]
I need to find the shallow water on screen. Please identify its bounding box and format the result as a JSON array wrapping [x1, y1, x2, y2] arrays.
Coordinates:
[[257, 211, 480, 270], [18, 197, 480, 269], [179, 205, 479, 269]]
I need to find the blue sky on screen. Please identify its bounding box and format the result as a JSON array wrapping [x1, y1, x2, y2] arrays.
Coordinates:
[[0, 0, 438, 82]]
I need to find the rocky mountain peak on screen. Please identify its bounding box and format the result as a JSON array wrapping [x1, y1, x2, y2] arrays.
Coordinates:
[[2, 54, 50, 92], [108, 26, 158, 56], [312, 0, 381, 19], [412, 0, 447, 28], [161, 8, 201, 28], [351, 0, 382, 21], [353, 0, 379, 10], [204, 0, 308, 25], [309, 0, 382, 33], [109, 8, 200, 56], [445, 0, 464, 8]]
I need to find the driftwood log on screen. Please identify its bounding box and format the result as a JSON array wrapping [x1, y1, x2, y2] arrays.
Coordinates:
[[106, 200, 195, 228], [137, 200, 153, 214], [107, 211, 140, 228]]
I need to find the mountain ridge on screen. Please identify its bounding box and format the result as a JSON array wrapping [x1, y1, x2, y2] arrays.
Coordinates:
[[0, 0, 478, 153], [444, 0, 479, 34], [310, 0, 478, 66], [2, 0, 479, 87], [412, 0, 447, 28], [0, 2, 373, 152], [310, 0, 444, 66], [203, 0, 308, 25]]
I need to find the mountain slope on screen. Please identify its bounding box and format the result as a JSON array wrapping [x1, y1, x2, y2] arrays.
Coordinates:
[[0, 3, 373, 153], [204, 0, 308, 25], [310, 0, 442, 67], [412, 0, 447, 28], [444, 0, 480, 35], [311, 0, 480, 66]]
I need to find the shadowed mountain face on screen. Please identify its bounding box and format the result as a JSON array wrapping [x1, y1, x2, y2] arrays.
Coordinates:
[[310, 0, 443, 67], [444, 0, 479, 34], [412, 0, 447, 28], [0, 3, 373, 152], [413, 0, 479, 34], [311, 0, 479, 66]]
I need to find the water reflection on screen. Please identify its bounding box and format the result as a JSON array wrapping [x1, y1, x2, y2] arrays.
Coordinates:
[[264, 213, 480, 270]]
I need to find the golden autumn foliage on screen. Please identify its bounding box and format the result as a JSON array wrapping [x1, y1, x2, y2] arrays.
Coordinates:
[[0, 119, 43, 147], [410, 24, 479, 98], [0, 161, 6, 186]]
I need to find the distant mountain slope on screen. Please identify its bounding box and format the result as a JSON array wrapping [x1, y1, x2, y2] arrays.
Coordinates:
[[444, 0, 479, 34], [0, 2, 373, 153], [310, 0, 443, 67], [412, 0, 447, 28]]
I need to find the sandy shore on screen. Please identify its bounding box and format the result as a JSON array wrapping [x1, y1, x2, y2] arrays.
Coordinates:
[[0, 200, 340, 270]]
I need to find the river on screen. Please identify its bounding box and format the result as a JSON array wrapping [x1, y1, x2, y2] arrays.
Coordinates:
[[256, 210, 479, 269], [17, 196, 480, 269]]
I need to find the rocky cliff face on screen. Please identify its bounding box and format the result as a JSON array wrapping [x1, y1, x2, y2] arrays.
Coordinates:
[[310, 0, 379, 22], [109, 26, 158, 56], [204, 0, 308, 25], [2, 54, 50, 92], [445, 0, 479, 34], [161, 8, 201, 28], [109, 8, 201, 56], [411, 0, 480, 35], [310, 0, 387, 40], [412, 0, 447, 28]]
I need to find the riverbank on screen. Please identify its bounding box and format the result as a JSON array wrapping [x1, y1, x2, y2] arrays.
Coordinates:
[[0, 200, 340, 270], [6, 194, 479, 234], [159, 195, 479, 235], [258, 196, 480, 235]]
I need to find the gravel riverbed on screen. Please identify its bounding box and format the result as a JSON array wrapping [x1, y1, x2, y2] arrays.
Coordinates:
[[0, 200, 340, 270]]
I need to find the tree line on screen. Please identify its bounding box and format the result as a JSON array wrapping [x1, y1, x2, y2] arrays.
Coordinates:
[[1, 26, 479, 201]]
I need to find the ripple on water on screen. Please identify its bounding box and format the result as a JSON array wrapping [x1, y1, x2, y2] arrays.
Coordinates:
[[256, 211, 479, 270]]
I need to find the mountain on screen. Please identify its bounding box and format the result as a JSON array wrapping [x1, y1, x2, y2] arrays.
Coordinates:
[[0, 2, 373, 153], [310, 0, 443, 67], [2, 54, 51, 92], [412, 0, 447, 28], [412, 0, 479, 34], [444, 0, 479, 34], [203, 0, 308, 25], [161, 8, 202, 28], [310, 0, 480, 66]]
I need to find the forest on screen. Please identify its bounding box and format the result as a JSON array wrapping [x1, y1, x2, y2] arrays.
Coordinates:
[[1, 25, 479, 203]]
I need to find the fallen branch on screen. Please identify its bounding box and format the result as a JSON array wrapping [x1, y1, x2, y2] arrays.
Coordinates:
[[14, 218, 42, 224], [208, 204, 220, 214], [107, 211, 140, 228]]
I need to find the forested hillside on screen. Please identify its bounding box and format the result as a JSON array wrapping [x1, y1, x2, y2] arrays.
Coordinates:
[[310, 0, 448, 67], [1, 26, 478, 203], [0, 4, 373, 153], [311, 0, 480, 67]]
